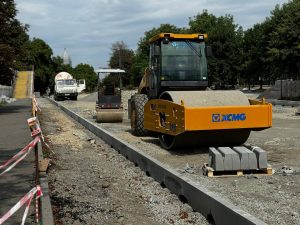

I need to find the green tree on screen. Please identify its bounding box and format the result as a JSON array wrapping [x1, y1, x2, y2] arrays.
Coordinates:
[[21, 38, 53, 92], [109, 41, 134, 87], [51, 56, 64, 74], [0, 0, 29, 85], [241, 24, 268, 89], [242, 0, 300, 86], [73, 63, 97, 92], [189, 10, 243, 87], [266, 1, 300, 80]]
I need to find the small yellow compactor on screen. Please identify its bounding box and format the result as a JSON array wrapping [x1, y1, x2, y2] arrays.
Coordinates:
[[129, 33, 272, 149], [95, 69, 125, 123], [96, 84, 123, 123]]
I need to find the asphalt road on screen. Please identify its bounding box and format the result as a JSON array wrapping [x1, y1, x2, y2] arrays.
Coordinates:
[[0, 99, 36, 224]]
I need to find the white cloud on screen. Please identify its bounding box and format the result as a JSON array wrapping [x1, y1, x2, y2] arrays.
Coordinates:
[[17, 2, 51, 17], [15, 0, 288, 68]]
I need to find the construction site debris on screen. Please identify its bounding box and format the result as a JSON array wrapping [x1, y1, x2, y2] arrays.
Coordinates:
[[0, 95, 16, 104], [259, 80, 300, 100], [280, 166, 295, 175]]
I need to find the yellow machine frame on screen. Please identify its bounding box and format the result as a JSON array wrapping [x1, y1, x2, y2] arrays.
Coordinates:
[[144, 98, 272, 136], [149, 33, 208, 43]]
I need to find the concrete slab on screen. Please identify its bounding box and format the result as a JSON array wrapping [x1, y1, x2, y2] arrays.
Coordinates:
[[245, 145, 259, 169], [245, 148, 258, 170], [209, 147, 224, 171], [233, 146, 249, 170], [252, 147, 268, 169], [217, 147, 240, 171]]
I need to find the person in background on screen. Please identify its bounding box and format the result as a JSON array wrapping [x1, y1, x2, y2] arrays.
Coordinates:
[[46, 87, 50, 96]]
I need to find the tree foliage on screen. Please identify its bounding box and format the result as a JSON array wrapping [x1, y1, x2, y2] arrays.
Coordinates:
[[73, 63, 97, 92], [189, 10, 243, 86], [0, 0, 29, 85], [0, 0, 98, 93], [21, 38, 53, 92], [241, 0, 300, 85], [108, 41, 134, 87], [266, 1, 300, 80]]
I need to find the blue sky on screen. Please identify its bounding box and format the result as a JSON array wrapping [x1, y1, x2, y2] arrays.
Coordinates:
[[15, 0, 288, 69]]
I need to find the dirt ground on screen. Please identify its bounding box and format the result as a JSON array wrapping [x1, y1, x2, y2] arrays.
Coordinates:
[[55, 91, 300, 225], [38, 98, 209, 225]]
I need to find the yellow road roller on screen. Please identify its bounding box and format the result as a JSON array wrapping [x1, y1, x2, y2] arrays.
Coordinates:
[[129, 33, 272, 149], [95, 69, 125, 123]]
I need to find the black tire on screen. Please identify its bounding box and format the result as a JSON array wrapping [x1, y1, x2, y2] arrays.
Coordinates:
[[130, 94, 149, 136]]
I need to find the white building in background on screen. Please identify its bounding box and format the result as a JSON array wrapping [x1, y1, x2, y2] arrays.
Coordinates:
[[63, 48, 72, 66]]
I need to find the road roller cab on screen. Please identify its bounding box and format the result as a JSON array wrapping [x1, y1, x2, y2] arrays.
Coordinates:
[[129, 33, 272, 149], [138, 33, 210, 98]]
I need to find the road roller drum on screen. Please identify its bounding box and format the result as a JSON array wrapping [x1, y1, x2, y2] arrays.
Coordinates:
[[96, 109, 123, 123]]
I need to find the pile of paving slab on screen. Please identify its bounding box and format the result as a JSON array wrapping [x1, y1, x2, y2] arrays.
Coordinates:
[[208, 146, 268, 171]]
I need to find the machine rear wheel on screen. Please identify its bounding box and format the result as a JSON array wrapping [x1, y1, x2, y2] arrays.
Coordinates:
[[130, 94, 148, 136]]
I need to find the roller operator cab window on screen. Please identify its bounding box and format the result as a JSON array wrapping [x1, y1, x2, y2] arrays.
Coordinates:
[[161, 40, 207, 81]]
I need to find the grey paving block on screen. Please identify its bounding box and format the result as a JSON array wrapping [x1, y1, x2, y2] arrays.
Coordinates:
[[209, 147, 224, 171], [233, 146, 249, 170], [252, 147, 268, 169], [246, 146, 258, 170], [217, 147, 240, 171], [245, 148, 258, 170]]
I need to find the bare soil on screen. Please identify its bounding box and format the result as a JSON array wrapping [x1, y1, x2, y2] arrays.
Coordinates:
[[38, 98, 208, 225], [56, 91, 300, 225]]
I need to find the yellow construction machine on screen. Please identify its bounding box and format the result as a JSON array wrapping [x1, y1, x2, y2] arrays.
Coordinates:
[[95, 69, 125, 123], [129, 33, 272, 149]]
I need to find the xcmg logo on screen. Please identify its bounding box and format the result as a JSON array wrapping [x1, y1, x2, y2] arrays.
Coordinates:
[[212, 113, 246, 122]]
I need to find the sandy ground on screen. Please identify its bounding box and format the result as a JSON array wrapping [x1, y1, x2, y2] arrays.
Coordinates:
[[54, 91, 300, 225], [38, 98, 208, 225]]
